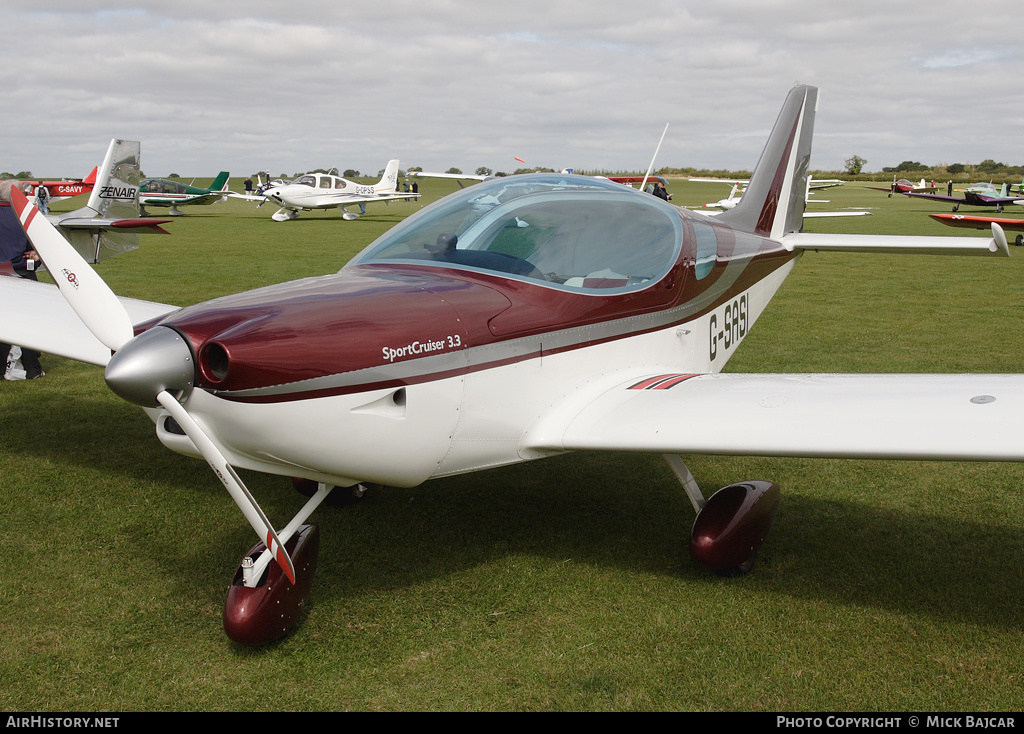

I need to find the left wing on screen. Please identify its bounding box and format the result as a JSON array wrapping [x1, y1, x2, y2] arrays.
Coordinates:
[[903, 192, 965, 205], [0, 274, 177, 366], [525, 372, 1024, 462]]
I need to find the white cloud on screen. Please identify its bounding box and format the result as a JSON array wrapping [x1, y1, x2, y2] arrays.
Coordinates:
[[2, 2, 1022, 177]]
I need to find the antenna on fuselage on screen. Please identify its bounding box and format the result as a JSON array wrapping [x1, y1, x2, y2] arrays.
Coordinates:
[[640, 123, 670, 192]]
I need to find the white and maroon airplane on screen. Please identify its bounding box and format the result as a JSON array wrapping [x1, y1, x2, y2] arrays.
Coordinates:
[[1, 86, 1017, 645]]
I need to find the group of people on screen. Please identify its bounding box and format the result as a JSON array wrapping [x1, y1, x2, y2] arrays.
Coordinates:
[[0, 179, 44, 380]]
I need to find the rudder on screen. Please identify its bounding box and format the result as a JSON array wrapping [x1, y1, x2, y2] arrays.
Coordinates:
[[717, 85, 817, 240]]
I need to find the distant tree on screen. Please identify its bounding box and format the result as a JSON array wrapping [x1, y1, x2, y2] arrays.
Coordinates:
[[446, 167, 463, 175], [976, 159, 1006, 173], [408, 166, 423, 172], [475, 167, 492, 176], [946, 163, 966, 174], [844, 155, 867, 175], [343, 169, 360, 178], [883, 161, 928, 172]]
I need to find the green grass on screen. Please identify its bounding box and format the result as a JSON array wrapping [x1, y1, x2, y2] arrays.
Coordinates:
[[1, 178, 1023, 711]]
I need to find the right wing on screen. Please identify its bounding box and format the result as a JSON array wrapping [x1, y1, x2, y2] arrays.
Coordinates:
[[525, 372, 1024, 463], [0, 274, 176, 366]]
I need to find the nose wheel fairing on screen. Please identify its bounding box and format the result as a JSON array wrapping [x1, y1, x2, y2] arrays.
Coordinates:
[[223, 523, 320, 646]]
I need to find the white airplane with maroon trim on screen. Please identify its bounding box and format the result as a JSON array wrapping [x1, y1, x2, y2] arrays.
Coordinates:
[[0, 86, 1016, 645]]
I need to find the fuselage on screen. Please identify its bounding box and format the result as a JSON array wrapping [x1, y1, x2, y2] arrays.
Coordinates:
[[262, 172, 390, 211], [140, 174, 799, 488]]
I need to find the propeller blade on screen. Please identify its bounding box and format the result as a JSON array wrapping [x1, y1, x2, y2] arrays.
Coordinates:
[[11, 186, 134, 352], [155, 390, 297, 585]]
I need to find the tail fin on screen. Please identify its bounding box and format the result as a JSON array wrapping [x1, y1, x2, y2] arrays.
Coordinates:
[[67, 139, 143, 262], [84, 139, 142, 221], [718, 85, 817, 240], [82, 167, 97, 185], [374, 160, 400, 194], [210, 171, 230, 191]]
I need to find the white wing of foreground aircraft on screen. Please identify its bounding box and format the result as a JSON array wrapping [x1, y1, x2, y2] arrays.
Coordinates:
[[1, 85, 1017, 646]]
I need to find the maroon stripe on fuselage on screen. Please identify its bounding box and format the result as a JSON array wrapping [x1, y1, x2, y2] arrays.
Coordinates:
[[162, 228, 798, 404], [753, 105, 801, 237]]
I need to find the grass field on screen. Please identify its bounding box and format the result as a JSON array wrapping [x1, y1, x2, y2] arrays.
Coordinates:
[[1, 177, 1023, 711]]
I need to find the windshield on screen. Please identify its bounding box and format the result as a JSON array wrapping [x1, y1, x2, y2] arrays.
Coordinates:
[[351, 174, 682, 293]]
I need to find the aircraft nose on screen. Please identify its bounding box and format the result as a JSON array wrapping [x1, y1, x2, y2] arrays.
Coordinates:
[[104, 326, 196, 408]]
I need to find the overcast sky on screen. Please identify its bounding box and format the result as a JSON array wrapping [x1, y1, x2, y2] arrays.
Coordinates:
[[4, 1, 1022, 180]]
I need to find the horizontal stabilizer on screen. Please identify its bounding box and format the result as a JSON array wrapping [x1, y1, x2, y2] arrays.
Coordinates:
[[783, 226, 1008, 256]]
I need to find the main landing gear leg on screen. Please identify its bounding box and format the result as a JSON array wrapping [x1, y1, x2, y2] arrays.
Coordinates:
[[662, 455, 781, 578]]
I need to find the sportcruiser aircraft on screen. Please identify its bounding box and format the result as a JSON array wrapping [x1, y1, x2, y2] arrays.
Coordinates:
[[1, 86, 1017, 646], [258, 160, 419, 221], [138, 172, 232, 216]]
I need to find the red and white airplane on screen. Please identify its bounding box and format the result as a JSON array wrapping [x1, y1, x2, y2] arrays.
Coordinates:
[[24, 167, 98, 202], [929, 213, 1024, 247], [1, 86, 1017, 645], [866, 177, 939, 196]]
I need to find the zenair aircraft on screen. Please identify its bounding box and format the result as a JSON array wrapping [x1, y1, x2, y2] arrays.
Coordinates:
[[258, 160, 419, 221], [138, 172, 232, 216], [2, 86, 1018, 646], [13, 139, 171, 264]]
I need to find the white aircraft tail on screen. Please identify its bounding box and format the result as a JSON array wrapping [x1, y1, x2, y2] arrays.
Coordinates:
[[83, 139, 141, 220], [718, 85, 817, 240], [374, 160, 401, 194], [63, 139, 144, 262]]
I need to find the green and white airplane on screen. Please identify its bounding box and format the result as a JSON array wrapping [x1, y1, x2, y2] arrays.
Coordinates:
[[138, 172, 232, 216]]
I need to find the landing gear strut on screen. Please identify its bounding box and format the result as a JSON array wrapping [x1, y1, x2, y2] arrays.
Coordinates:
[[663, 455, 780, 576]]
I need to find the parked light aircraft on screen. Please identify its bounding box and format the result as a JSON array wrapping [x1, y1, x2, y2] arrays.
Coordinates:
[[3, 139, 171, 264], [930, 213, 1024, 246], [258, 160, 419, 221], [24, 167, 98, 202], [899, 181, 1024, 213], [866, 177, 938, 196], [138, 172, 232, 216], [692, 176, 867, 217], [2, 86, 1018, 646]]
